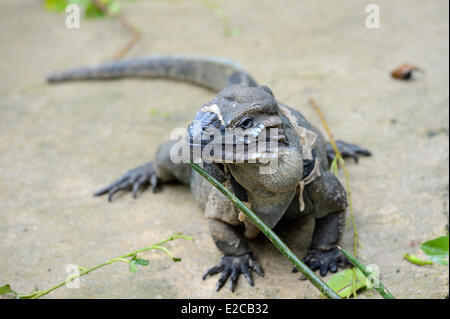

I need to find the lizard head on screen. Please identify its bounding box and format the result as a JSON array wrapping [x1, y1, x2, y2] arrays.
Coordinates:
[[187, 85, 289, 165]]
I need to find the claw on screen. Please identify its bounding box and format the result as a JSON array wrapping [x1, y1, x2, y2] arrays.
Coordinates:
[[203, 265, 223, 280], [329, 262, 338, 273], [320, 263, 328, 276], [348, 152, 359, 163], [133, 175, 148, 198], [230, 268, 239, 292], [302, 247, 349, 277], [327, 141, 371, 164], [249, 259, 264, 277], [107, 179, 131, 202], [338, 254, 352, 267], [203, 253, 263, 292], [94, 176, 127, 197], [108, 187, 119, 202], [216, 268, 231, 292], [93, 162, 158, 202], [242, 268, 254, 287], [309, 260, 320, 271], [150, 174, 159, 193]]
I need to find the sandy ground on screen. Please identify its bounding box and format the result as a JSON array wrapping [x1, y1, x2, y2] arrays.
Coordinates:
[[0, 0, 448, 299]]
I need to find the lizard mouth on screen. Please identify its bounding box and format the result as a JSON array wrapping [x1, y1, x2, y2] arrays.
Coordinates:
[[185, 122, 286, 164]]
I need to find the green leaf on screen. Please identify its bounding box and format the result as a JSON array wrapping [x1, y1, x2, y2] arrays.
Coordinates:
[[339, 247, 395, 299], [85, 4, 106, 18], [44, 0, 69, 12], [136, 258, 149, 266], [404, 253, 433, 266], [84, 0, 120, 18], [420, 235, 449, 265], [129, 260, 138, 273], [107, 1, 121, 16], [78, 266, 88, 272], [325, 268, 368, 298], [0, 284, 17, 296], [330, 157, 339, 175]]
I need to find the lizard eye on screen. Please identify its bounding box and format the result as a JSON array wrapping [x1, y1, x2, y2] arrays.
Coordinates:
[[238, 116, 254, 129]]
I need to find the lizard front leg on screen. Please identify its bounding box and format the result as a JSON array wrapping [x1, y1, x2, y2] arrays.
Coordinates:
[[202, 188, 264, 292], [303, 210, 350, 276], [294, 171, 351, 276]]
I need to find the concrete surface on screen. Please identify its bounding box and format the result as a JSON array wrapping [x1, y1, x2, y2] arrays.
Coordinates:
[[0, 0, 448, 298]]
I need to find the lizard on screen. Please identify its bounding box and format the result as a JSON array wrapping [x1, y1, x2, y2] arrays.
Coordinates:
[[47, 54, 371, 292]]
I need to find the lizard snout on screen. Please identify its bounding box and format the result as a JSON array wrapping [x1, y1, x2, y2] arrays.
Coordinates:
[[186, 111, 227, 163], [188, 111, 225, 146]]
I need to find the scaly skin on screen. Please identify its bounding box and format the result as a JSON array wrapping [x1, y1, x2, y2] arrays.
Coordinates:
[[47, 55, 371, 292]]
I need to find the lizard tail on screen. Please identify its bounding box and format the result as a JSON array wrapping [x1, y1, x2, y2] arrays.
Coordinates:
[[46, 54, 257, 92]]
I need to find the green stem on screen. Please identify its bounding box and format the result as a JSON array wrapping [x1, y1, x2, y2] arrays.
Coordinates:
[[186, 160, 341, 299], [339, 247, 395, 299]]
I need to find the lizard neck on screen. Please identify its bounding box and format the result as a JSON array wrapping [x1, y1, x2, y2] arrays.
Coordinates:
[[225, 144, 303, 228]]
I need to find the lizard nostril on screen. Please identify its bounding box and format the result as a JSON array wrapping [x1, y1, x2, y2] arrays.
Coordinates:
[[194, 111, 219, 131]]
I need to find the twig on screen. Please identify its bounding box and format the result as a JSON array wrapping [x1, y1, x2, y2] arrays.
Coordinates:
[[309, 98, 360, 298], [92, 0, 142, 60], [114, 17, 142, 59]]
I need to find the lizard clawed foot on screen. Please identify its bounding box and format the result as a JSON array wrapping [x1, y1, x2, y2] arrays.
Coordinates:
[[203, 252, 264, 292], [94, 162, 160, 202], [292, 247, 351, 277], [327, 140, 371, 164]]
